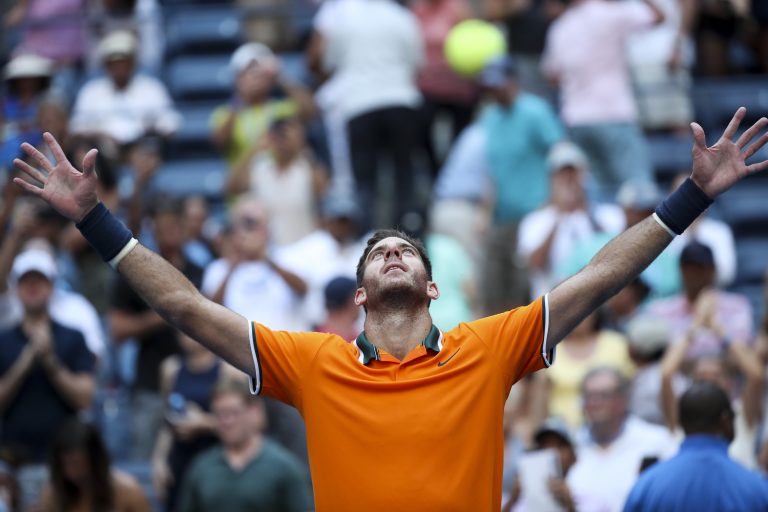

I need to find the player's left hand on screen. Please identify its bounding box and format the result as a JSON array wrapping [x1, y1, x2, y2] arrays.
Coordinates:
[[690, 107, 768, 198]]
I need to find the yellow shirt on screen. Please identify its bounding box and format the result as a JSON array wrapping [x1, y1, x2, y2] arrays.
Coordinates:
[[548, 330, 635, 428]]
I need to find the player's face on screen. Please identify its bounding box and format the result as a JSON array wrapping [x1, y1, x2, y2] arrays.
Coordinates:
[[356, 237, 438, 310]]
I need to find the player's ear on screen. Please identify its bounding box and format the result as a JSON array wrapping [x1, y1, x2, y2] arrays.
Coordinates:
[[427, 281, 439, 301], [354, 287, 367, 307]]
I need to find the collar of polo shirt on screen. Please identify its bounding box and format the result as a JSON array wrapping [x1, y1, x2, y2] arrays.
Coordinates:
[[354, 325, 444, 365]]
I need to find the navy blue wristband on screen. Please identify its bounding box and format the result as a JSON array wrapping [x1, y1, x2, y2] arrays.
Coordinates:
[[75, 203, 133, 262], [654, 178, 713, 235]]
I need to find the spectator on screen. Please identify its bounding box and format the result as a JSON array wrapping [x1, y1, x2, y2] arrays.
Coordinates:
[[602, 278, 652, 333], [181, 195, 216, 269], [646, 241, 754, 358], [109, 199, 204, 461], [315, 276, 360, 342], [659, 289, 764, 469], [0, 54, 53, 168], [152, 331, 240, 511], [666, 173, 737, 288], [277, 192, 366, 328], [504, 418, 582, 512], [318, 0, 426, 232], [556, 180, 681, 299], [225, 116, 329, 246], [542, 0, 663, 200], [625, 315, 679, 426], [210, 42, 315, 173], [0, 205, 106, 359], [69, 30, 180, 151], [176, 379, 312, 512], [425, 231, 477, 331], [518, 141, 624, 300], [3, 0, 87, 69], [624, 382, 768, 511], [476, 55, 564, 314], [39, 419, 150, 512], [0, 249, 96, 506], [627, 0, 696, 132], [755, 0, 768, 73], [695, 0, 747, 75], [411, 0, 478, 176], [484, 0, 565, 101], [546, 311, 634, 429], [202, 197, 308, 331], [567, 367, 676, 511], [429, 122, 492, 271]]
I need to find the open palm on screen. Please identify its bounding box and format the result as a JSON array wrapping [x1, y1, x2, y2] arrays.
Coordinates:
[[690, 108, 768, 198], [13, 132, 100, 223]]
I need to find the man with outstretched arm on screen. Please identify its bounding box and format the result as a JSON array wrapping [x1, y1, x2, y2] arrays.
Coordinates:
[[12, 108, 768, 511]]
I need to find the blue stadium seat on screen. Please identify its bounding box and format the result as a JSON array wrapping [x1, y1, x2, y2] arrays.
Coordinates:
[[733, 237, 768, 286], [167, 101, 221, 159], [166, 55, 233, 101], [716, 179, 768, 236], [165, 7, 243, 59], [646, 134, 693, 182], [151, 158, 228, 200], [691, 77, 768, 132]]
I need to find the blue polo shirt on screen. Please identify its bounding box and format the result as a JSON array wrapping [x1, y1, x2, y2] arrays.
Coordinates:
[[624, 434, 768, 512], [0, 322, 95, 462]]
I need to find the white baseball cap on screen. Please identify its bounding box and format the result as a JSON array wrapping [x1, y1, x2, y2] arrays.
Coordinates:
[[230, 42, 275, 74], [98, 30, 138, 61], [12, 249, 58, 282], [4, 54, 54, 80], [547, 141, 588, 173]]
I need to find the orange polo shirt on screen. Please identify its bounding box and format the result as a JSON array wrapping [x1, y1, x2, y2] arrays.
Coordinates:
[[247, 296, 554, 511]]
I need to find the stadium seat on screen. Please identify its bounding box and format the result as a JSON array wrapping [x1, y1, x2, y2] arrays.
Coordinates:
[[733, 237, 768, 286], [716, 179, 768, 236], [166, 55, 233, 101], [167, 101, 220, 159], [151, 158, 228, 200], [646, 134, 694, 183], [691, 77, 768, 132], [165, 7, 243, 59]]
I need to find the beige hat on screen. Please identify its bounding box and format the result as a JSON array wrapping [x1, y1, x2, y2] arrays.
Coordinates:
[[230, 42, 275, 74], [98, 30, 138, 61], [626, 315, 670, 357], [4, 54, 54, 80], [547, 141, 588, 173]]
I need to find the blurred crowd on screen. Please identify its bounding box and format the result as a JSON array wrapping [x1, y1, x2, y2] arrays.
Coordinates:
[[1, 0, 768, 510]]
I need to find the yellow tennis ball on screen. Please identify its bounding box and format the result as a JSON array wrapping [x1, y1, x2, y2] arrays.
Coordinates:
[[444, 20, 507, 78]]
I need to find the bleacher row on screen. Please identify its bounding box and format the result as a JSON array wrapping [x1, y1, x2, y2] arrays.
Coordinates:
[[152, 1, 768, 319]]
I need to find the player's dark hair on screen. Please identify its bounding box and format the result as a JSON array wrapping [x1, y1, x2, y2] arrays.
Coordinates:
[[679, 381, 733, 435], [355, 229, 432, 287], [49, 420, 114, 512]]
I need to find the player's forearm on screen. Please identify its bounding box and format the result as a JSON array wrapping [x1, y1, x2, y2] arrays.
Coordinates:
[[548, 216, 672, 344]]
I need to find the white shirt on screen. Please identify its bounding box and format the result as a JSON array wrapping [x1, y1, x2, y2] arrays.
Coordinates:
[[318, 0, 424, 119], [201, 255, 308, 331], [70, 74, 180, 143], [279, 230, 366, 326], [0, 289, 106, 359], [518, 203, 624, 299], [568, 416, 678, 512]]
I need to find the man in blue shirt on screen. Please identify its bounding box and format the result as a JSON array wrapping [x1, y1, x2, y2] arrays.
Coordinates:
[[624, 382, 768, 512]]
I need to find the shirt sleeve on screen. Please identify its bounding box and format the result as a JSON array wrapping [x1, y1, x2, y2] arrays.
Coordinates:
[[610, 1, 656, 33], [248, 323, 330, 408], [461, 296, 554, 391]]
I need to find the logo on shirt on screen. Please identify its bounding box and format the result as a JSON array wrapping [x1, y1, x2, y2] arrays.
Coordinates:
[[437, 348, 460, 367]]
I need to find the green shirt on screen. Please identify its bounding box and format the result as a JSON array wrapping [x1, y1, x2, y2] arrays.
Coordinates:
[[177, 439, 312, 512]]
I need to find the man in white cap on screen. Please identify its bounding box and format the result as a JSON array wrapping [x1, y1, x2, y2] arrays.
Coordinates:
[[0, 248, 96, 505], [518, 140, 624, 300], [210, 42, 314, 172], [69, 30, 180, 147]]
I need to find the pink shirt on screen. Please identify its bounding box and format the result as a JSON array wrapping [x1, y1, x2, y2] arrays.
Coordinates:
[[645, 291, 755, 359], [542, 0, 655, 125], [412, 0, 477, 104]]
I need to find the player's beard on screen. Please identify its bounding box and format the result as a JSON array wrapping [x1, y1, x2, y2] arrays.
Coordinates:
[[364, 270, 429, 313]]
